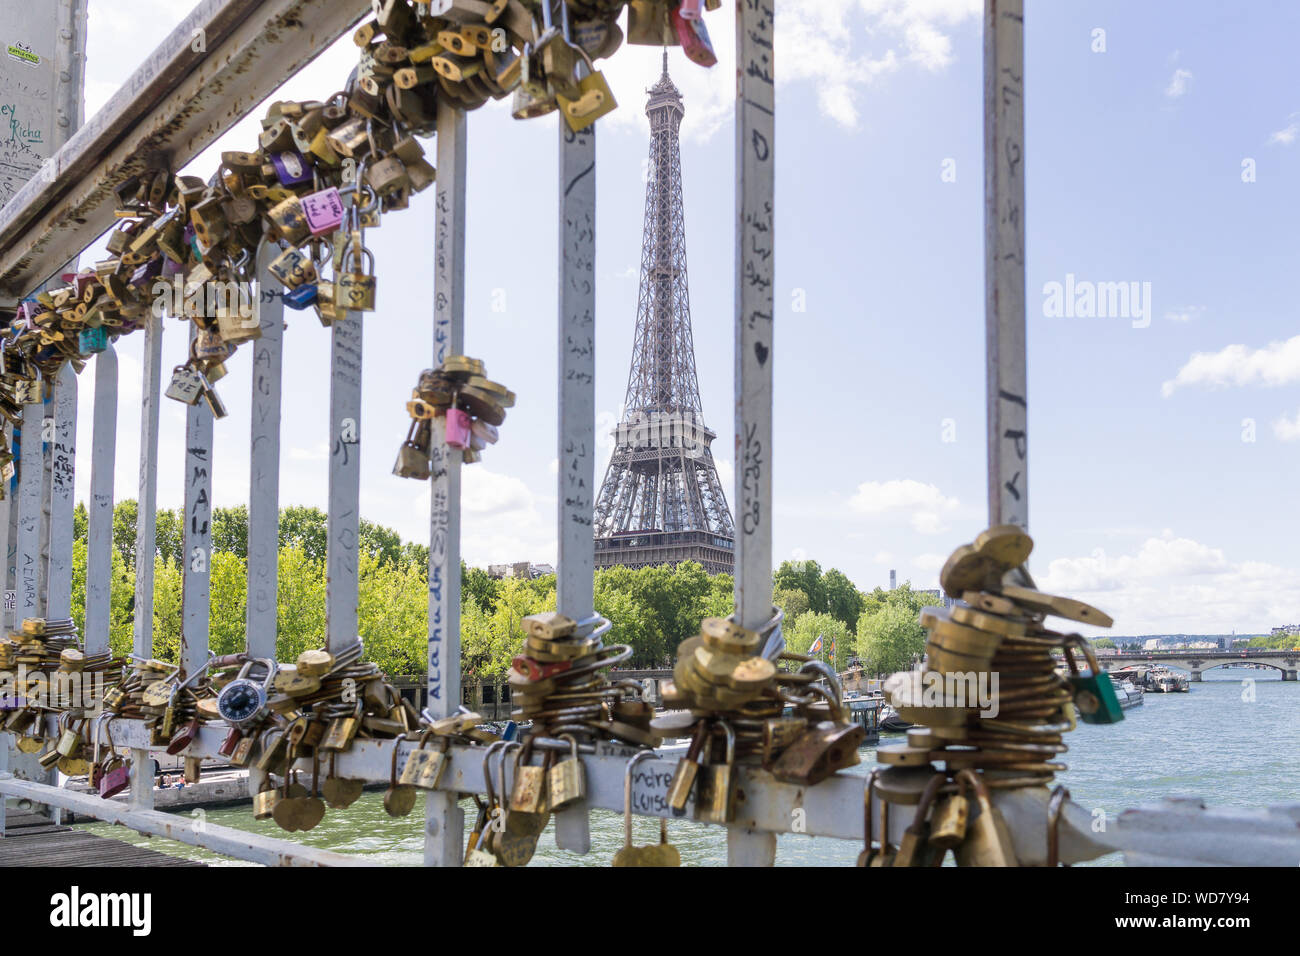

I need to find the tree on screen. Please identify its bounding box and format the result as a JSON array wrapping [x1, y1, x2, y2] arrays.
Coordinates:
[[773, 559, 826, 615], [773, 586, 809, 620], [112, 499, 139, 568], [822, 568, 863, 630], [856, 602, 926, 675], [1092, 637, 1116, 650], [788, 611, 853, 672], [212, 505, 249, 558], [462, 562, 501, 612], [279, 506, 329, 564]]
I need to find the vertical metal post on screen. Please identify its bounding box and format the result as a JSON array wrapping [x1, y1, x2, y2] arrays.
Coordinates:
[[554, 118, 596, 855], [0, 423, 10, 632], [246, 244, 284, 660], [325, 310, 362, 654], [180, 327, 213, 675], [17, 405, 43, 621], [130, 312, 163, 811], [84, 347, 118, 657], [731, 0, 777, 867], [44, 364, 76, 620], [984, 0, 1027, 531], [425, 105, 466, 867]]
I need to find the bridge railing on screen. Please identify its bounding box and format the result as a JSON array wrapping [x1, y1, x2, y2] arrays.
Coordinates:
[[0, 0, 1296, 869]]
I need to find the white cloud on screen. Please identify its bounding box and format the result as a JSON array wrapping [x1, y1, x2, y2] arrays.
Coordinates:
[[1165, 67, 1193, 99], [1269, 113, 1299, 145], [873, 550, 894, 564], [912, 552, 945, 572], [1037, 533, 1300, 636], [1163, 305, 1203, 323], [1273, 409, 1300, 442], [1162, 334, 1300, 396], [847, 478, 959, 534]]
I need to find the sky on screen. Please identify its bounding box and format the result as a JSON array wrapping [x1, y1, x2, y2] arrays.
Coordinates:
[[54, 0, 1300, 637]]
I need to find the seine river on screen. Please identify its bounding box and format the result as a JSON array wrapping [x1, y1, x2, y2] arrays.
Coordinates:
[[81, 671, 1300, 866]]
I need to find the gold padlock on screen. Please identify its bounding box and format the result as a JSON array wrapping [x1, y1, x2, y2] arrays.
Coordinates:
[[694, 721, 737, 824], [929, 773, 972, 850], [546, 734, 585, 811]]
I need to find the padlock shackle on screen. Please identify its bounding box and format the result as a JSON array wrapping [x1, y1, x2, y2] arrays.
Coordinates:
[[622, 749, 658, 848]]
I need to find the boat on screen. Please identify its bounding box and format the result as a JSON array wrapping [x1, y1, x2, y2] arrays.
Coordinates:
[[841, 692, 882, 742], [1109, 674, 1144, 710], [1146, 666, 1189, 693], [879, 702, 912, 733]]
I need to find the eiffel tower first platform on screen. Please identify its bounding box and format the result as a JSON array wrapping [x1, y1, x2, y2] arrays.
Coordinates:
[[592, 59, 735, 576]]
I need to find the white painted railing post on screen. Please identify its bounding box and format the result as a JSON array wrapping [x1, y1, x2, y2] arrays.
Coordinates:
[[730, 0, 777, 867], [246, 244, 284, 661], [984, 0, 1027, 531], [45, 364, 76, 619], [84, 346, 118, 657], [181, 326, 213, 675], [17, 404, 43, 622], [130, 311, 164, 810], [425, 104, 466, 867], [326, 302, 362, 655], [0, 422, 10, 633], [554, 118, 597, 856]]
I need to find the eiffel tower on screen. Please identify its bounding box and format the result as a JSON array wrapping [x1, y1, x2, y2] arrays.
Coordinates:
[[592, 57, 735, 576]]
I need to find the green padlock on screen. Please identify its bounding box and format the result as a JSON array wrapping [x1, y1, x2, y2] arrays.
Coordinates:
[[1062, 637, 1124, 724]]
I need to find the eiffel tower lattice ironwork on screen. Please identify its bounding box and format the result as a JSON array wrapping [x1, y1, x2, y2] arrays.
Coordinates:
[[592, 58, 735, 576]]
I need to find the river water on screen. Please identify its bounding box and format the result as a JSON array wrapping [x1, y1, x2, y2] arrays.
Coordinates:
[[80, 671, 1300, 866]]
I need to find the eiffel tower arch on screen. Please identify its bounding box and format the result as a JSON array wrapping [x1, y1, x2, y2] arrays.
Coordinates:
[[592, 60, 735, 576]]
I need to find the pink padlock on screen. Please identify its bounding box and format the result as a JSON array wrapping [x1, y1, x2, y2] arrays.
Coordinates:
[[672, 7, 717, 66], [301, 187, 345, 236], [445, 407, 472, 449], [679, 0, 702, 19]]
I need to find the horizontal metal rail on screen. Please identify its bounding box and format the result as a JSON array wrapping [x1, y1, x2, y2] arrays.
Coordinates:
[[0, 772, 367, 866]]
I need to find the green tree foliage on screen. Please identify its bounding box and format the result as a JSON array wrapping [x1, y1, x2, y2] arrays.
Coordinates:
[[822, 568, 863, 630], [856, 601, 927, 675], [773, 559, 826, 614], [773, 586, 809, 620], [1092, 637, 1116, 650], [788, 611, 853, 672]]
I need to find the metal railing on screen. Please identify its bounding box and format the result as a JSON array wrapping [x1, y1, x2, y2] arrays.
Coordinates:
[[0, 0, 1296, 869]]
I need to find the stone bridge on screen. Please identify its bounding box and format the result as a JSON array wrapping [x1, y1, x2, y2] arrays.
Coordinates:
[[1102, 649, 1298, 682]]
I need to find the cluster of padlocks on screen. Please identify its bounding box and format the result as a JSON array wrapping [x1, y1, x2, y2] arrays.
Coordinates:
[[0, 0, 721, 441], [860, 525, 1120, 866], [394, 355, 514, 474]]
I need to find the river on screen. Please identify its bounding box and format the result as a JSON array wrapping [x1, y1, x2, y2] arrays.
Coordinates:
[[80, 671, 1300, 866]]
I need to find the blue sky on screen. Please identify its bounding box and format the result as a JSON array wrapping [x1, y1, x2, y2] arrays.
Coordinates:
[[67, 1, 1300, 636]]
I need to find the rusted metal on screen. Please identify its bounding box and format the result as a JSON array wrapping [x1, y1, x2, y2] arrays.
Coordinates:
[[0, 0, 368, 304]]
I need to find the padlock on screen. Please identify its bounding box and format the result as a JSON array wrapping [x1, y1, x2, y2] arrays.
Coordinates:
[[612, 751, 681, 867], [953, 769, 1019, 867], [892, 773, 947, 867], [382, 736, 417, 818], [367, 153, 410, 197], [399, 731, 450, 789], [508, 738, 549, 814], [336, 234, 377, 311], [694, 720, 736, 824], [929, 772, 972, 850], [14, 377, 43, 405], [858, 769, 889, 866], [55, 714, 83, 757], [267, 194, 311, 245], [164, 364, 206, 405], [626, 1, 676, 46], [444, 406, 472, 449], [321, 701, 363, 751], [215, 657, 277, 730], [671, 5, 717, 66], [1062, 636, 1124, 724], [665, 722, 706, 815], [183, 756, 202, 784], [269, 150, 312, 186], [393, 419, 432, 480], [547, 734, 585, 811], [267, 246, 318, 289], [769, 719, 865, 785], [283, 284, 319, 310], [302, 187, 346, 236], [253, 778, 280, 820]]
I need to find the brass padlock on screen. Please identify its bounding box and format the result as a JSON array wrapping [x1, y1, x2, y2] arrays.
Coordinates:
[[665, 722, 706, 815], [508, 739, 549, 814], [929, 773, 972, 850], [769, 719, 865, 785], [546, 734, 585, 811], [253, 778, 279, 820], [893, 773, 947, 867], [954, 769, 1019, 867], [694, 721, 736, 825], [393, 419, 432, 480], [321, 702, 362, 751], [335, 234, 377, 311], [399, 731, 449, 790]]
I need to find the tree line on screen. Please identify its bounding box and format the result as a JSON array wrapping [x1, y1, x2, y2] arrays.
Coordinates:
[[70, 504, 950, 680]]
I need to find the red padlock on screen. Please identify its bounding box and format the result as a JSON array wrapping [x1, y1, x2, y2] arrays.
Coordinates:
[[219, 727, 243, 757], [511, 656, 574, 682]]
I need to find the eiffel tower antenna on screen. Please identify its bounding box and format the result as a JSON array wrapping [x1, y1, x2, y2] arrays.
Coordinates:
[[592, 64, 736, 575]]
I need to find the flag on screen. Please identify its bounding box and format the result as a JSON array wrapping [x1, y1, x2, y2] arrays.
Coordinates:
[[808, 634, 823, 656]]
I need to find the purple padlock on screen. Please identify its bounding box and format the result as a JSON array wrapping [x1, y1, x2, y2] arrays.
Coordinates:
[[270, 150, 312, 186], [162, 256, 185, 277], [302, 187, 345, 236], [130, 258, 163, 288]]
